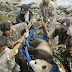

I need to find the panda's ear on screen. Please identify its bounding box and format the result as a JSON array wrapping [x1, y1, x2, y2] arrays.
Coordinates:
[[29, 40, 41, 48]]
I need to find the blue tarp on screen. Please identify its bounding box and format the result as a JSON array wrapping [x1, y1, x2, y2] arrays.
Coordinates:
[[41, 35, 47, 40], [24, 29, 35, 46], [21, 30, 59, 72]]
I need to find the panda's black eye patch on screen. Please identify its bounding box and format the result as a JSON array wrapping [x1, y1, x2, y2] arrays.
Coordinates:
[[35, 62, 37, 64], [42, 65, 47, 69]]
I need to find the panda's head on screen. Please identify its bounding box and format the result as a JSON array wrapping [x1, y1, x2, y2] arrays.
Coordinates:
[[30, 59, 52, 72]]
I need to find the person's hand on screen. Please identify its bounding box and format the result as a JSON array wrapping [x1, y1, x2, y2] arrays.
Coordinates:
[[26, 32, 29, 38], [13, 41, 18, 45], [18, 38, 21, 42], [45, 21, 48, 27], [15, 49, 19, 55], [58, 44, 64, 47], [59, 68, 63, 72], [41, 20, 44, 25]]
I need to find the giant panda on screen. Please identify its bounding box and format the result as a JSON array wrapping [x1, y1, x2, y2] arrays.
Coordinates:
[[27, 39, 56, 72], [28, 39, 53, 55], [15, 39, 59, 72]]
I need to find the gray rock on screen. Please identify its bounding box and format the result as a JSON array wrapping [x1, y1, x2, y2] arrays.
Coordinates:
[[67, 12, 72, 17], [6, 0, 22, 2], [60, 12, 66, 17], [0, 1, 20, 12], [58, 5, 70, 10], [56, 10, 60, 15], [0, 2, 13, 11], [66, 7, 72, 13], [56, 15, 60, 20], [36, 14, 41, 21], [31, 3, 39, 9], [57, 17, 65, 23]]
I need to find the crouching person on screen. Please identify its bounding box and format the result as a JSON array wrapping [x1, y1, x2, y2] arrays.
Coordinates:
[[53, 36, 72, 72], [0, 22, 29, 49], [65, 36, 72, 72], [0, 36, 20, 72]]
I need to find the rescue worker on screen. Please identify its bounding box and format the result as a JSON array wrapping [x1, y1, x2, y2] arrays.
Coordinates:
[[51, 18, 71, 47], [16, 4, 35, 41], [40, 0, 56, 37], [0, 36, 20, 72], [16, 4, 33, 24], [65, 36, 72, 72], [53, 36, 72, 72], [0, 22, 29, 49]]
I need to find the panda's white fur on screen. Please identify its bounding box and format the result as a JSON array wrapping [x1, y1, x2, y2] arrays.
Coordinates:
[[30, 59, 52, 72], [28, 39, 53, 72], [36, 39, 53, 55]]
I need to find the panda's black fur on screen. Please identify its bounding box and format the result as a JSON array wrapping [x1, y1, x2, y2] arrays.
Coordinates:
[[28, 46, 54, 64], [15, 39, 56, 72]]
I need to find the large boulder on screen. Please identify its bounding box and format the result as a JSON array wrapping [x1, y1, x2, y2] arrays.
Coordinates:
[[66, 7, 72, 13], [58, 5, 70, 10], [60, 12, 67, 17], [30, 3, 39, 9], [57, 17, 66, 23], [0, 1, 20, 12], [0, 2, 13, 11], [56, 10, 61, 15], [67, 12, 72, 17]]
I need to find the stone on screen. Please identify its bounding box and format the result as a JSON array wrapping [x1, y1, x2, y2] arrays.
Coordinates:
[[67, 12, 72, 17], [36, 14, 41, 21], [60, 12, 66, 17], [56, 10, 61, 15], [57, 17, 65, 23], [58, 5, 70, 10], [66, 7, 72, 13], [0, 2, 13, 11], [31, 3, 39, 9]]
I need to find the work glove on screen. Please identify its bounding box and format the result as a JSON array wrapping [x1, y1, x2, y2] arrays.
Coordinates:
[[59, 68, 63, 72], [18, 38, 21, 42], [26, 32, 29, 38]]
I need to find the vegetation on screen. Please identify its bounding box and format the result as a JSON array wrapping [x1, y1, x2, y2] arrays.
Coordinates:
[[0, 15, 16, 24]]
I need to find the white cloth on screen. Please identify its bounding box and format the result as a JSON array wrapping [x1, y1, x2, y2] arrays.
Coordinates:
[[24, 11, 29, 23], [59, 68, 63, 72], [0, 47, 15, 72], [26, 32, 29, 38]]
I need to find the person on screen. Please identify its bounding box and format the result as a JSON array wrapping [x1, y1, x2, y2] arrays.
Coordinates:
[[51, 18, 71, 47], [40, 0, 56, 38], [0, 36, 20, 72], [16, 4, 33, 24], [0, 22, 29, 49], [53, 36, 72, 72], [16, 4, 35, 42], [65, 36, 72, 72]]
